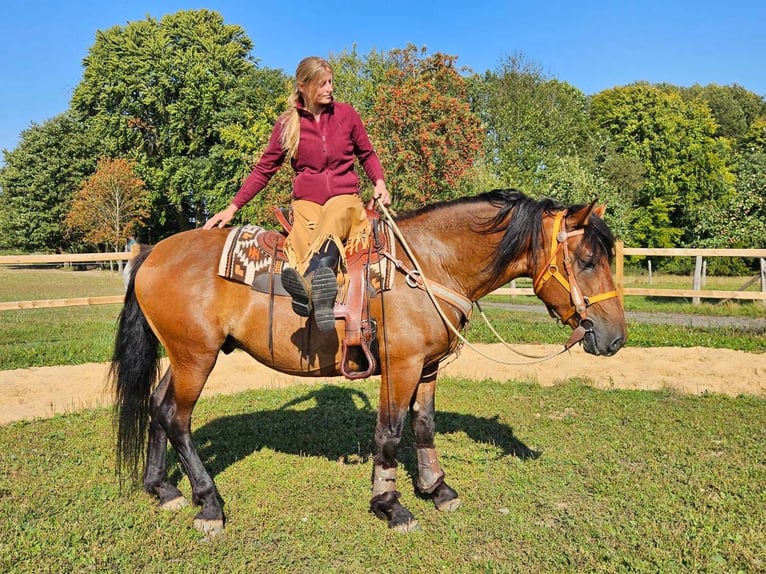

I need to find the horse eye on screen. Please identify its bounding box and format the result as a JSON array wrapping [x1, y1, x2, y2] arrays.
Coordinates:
[[579, 256, 596, 271]]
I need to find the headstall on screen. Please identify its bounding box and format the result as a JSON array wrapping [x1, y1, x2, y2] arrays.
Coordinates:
[[532, 210, 619, 328]]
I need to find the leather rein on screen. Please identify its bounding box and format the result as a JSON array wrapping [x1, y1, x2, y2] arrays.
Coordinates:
[[532, 210, 619, 350]]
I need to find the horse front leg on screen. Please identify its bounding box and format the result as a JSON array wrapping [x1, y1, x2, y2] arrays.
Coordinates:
[[410, 370, 461, 512], [370, 363, 420, 532]]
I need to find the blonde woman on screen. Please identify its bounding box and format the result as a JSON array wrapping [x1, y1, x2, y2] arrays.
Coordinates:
[[205, 56, 390, 332]]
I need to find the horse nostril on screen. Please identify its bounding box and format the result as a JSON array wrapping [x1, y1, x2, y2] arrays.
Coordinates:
[[609, 337, 625, 354]]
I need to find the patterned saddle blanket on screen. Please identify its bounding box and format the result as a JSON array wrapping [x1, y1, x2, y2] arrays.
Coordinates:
[[218, 225, 291, 295], [217, 224, 395, 299]]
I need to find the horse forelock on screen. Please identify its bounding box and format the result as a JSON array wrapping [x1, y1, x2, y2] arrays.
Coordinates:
[[567, 204, 616, 264]]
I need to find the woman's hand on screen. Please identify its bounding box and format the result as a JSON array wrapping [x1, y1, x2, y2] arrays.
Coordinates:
[[203, 203, 239, 230], [373, 180, 391, 206]]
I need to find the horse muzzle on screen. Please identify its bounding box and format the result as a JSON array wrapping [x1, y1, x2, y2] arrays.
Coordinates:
[[579, 318, 625, 356]]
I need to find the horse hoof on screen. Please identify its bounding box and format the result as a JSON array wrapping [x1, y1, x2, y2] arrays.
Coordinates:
[[160, 496, 189, 511], [391, 518, 420, 533], [436, 497, 461, 512], [193, 517, 224, 537]]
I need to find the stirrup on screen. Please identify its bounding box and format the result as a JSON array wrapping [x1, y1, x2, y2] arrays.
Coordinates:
[[281, 268, 311, 317], [311, 267, 338, 332]]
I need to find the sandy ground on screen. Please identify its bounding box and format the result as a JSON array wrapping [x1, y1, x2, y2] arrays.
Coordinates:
[[2, 343, 765, 425]]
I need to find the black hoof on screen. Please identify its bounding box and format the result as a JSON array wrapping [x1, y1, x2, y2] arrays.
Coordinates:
[[370, 492, 419, 532], [281, 267, 311, 317], [431, 482, 461, 512], [311, 267, 338, 332]]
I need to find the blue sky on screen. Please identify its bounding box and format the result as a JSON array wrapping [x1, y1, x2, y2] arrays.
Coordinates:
[[1, 0, 764, 156]]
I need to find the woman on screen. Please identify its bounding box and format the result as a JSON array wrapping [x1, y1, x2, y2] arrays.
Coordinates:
[[204, 56, 391, 332]]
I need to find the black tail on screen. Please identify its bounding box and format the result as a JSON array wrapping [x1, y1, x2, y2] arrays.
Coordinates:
[[109, 247, 160, 487]]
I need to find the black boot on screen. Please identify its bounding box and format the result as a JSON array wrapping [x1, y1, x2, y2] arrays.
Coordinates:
[[281, 267, 312, 317], [307, 241, 340, 332], [281, 240, 340, 330]]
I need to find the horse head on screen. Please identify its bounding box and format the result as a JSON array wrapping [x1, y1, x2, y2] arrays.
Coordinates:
[[531, 202, 627, 356]]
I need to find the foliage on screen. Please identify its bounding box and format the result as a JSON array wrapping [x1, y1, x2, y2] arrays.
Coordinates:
[[0, 113, 99, 251], [69, 9, 266, 237], [677, 83, 766, 143], [472, 52, 592, 191], [366, 45, 485, 210], [590, 83, 736, 247], [65, 158, 150, 252]]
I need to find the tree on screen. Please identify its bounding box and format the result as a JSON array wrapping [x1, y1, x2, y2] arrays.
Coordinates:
[[590, 83, 735, 247], [65, 158, 150, 254], [70, 9, 265, 236], [472, 52, 591, 191], [0, 113, 98, 252], [677, 83, 766, 144], [365, 45, 485, 210]]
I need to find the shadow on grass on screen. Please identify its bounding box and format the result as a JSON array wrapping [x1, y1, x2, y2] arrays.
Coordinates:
[[179, 385, 538, 484]]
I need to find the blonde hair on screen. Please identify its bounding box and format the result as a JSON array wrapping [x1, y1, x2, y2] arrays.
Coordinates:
[[279, 56, 333, 160]]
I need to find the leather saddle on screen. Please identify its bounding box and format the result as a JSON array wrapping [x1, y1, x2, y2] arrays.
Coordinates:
[[262, 206, 390, 380]]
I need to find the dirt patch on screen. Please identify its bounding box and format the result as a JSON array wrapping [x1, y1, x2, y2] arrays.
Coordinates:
[[1, 344, 764, 425]]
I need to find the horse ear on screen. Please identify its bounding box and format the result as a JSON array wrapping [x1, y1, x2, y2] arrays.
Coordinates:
[[568, 200, 601, 228]]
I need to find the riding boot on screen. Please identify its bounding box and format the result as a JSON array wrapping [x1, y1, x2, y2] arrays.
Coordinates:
[[306, 240, 341, 332], [281, 240, 341, 329], [281, 267, 312, 317]]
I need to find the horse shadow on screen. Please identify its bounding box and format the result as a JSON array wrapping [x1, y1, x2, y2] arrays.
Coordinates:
[[176, 385, 539, 486]]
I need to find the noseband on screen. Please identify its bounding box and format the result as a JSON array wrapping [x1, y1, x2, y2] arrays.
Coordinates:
[[532, 210, 619, 334]]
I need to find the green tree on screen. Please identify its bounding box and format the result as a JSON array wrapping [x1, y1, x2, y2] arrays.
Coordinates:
[[65, 158, 150, 253], [472, 52, 591, 191], [69, 9, 264, 236], [590, 83, 735, 247], [0, 113, 98, 251], [678, 83, 766, 144]]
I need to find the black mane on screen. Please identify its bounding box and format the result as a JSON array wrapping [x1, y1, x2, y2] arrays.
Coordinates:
[[396, 189, 615, 282]]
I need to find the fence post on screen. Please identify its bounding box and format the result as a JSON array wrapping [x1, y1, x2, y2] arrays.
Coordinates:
[[761, 258, 766, 308], [615, 240, 624, 304], [693, 256, 703, 305]]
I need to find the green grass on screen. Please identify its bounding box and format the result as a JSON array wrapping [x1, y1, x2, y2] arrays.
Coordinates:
[[1, 379, 763, 572], [0, 266, 125, 302]]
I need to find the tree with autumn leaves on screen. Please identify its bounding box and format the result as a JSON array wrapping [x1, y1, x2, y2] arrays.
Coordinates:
[[65, 158, 150, 254], [363, 46, 484, 210]]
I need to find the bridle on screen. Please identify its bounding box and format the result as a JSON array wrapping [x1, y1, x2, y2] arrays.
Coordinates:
[[533, 210, 619, 340]]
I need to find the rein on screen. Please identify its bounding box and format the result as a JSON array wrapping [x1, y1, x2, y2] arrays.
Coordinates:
[[375, 201, 585, 366]]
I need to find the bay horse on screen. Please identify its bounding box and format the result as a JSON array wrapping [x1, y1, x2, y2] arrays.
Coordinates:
[[111, 189, 626, 536]]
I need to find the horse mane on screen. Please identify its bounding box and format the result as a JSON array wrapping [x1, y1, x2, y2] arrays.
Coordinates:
[[396, 189, 615, 283]]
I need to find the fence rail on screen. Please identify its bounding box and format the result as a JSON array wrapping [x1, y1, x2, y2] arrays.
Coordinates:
[[1, 243, 765, 311]]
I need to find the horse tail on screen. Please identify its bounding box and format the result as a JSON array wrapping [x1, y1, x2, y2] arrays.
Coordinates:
[[109, 247, 160, 487]]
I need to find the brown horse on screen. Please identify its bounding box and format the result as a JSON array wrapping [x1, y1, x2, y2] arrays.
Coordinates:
[[111, 189, 626, 536]]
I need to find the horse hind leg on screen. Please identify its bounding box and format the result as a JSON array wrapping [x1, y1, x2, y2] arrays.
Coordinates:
[[143, 367, 188, 510], [148, 356, 225, 536], [410, 372, 461, 512]]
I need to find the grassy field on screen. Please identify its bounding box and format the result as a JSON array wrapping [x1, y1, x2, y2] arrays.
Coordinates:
[[1, 379, 764, 572], [1, 268, 765, 571]]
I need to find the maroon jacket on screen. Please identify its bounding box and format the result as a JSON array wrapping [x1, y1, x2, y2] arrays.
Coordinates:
[[232, 101, 385, 208]]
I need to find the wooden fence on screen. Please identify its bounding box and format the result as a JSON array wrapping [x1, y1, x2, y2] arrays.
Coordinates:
[[1, 243, 765, 311]]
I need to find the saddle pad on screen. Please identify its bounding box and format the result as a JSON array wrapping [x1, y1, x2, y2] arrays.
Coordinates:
[[218, 225, 288, 291], [218, 222, 396, 296]]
